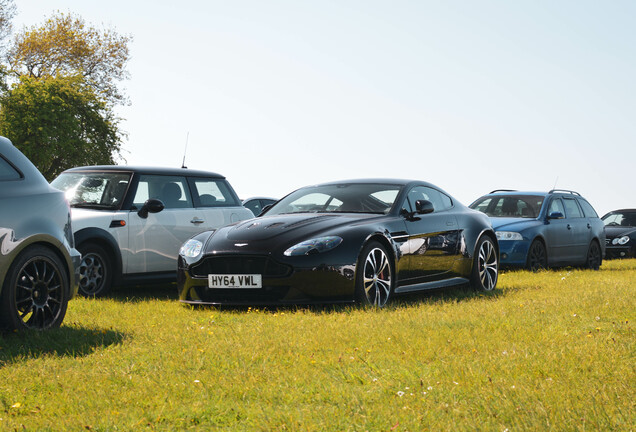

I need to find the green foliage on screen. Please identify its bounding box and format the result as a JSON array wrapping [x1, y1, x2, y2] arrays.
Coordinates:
[[0, 0, 15, 51], [0, 260, 633, 431], [0, 75, 121, 180]]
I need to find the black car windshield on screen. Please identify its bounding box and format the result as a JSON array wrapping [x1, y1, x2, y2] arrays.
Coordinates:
[[602, 211, 636, 227], [266, 183, 403, 215], [51, 172, 132, 209], [470, 195, 544, 218]]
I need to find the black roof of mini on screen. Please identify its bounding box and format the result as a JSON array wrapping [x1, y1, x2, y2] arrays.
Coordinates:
[[63, 165, 225, 179]]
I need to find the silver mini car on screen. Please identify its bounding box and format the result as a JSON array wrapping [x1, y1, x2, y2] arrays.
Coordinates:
[[51, 166, 253, 296], [0, 136, 80, 330]]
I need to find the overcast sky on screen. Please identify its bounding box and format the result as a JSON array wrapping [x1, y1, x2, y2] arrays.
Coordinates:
[[13, 1, 636, 215]]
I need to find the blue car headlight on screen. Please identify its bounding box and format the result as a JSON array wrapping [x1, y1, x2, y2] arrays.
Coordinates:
[[284, 236, 343, 256], [496, 231, 523, 241], [612, 236, 630, 245], [180, 239, 203, 258]]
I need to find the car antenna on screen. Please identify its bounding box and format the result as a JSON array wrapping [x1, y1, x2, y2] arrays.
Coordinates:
[[552, 176, 559, 190], [181, 131, 189, 169]]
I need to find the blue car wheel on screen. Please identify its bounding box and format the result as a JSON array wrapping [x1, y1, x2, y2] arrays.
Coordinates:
[[526, 240, 547, 271]]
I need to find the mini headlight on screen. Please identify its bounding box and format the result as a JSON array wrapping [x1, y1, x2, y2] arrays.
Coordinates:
[[496, 231, 523, 241], [180, 239, 203, 258], [612, 236, 630, 245], [284, 236, 343, 256]]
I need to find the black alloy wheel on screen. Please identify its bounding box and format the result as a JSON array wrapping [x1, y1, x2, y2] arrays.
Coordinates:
[[355, 241, 393, 307], [471, 236, 498, 292], [0, 245, 69, 330], [586, 241, 602, 270], [78, 243, 113, 297], [526, 240, 547, 271]]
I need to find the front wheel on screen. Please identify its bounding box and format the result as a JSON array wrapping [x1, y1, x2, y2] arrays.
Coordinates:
[[355, 241, 393, 307], [526, 239, 547, 271], [470, 236, 498, 292], [78, 243, 113, 297], [585, 241, 602, 270], [0, 245, 69, 330]]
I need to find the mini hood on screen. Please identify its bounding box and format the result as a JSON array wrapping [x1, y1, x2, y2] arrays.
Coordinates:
[[490, 217, 542, 232], [604, 226, 636, 238], [223, 213, 377, 242]]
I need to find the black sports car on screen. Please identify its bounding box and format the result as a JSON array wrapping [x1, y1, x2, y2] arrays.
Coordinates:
[[602, 209, 636, 259], [177, 179, 499, 307]]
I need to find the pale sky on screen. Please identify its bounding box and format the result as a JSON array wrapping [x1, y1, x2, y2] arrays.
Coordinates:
[[12, 1, 636, 216]]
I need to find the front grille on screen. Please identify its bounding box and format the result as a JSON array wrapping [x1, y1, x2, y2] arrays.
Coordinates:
[[190, 255, 291, 278]]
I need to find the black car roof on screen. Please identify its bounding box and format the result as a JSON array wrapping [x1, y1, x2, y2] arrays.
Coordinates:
[[63, 165, 225, 179], [312, 178, 436, 188]]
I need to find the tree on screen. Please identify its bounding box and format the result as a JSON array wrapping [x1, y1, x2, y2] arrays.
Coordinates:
[[0, 0, 15, 50], [7, 12, 131, 106], [0, 75, 121, 180]]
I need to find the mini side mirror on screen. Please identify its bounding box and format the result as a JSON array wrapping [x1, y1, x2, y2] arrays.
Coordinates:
[[548, 211, 564, 220], [415, 199, 434, 215], [138, 198, 165, 219]]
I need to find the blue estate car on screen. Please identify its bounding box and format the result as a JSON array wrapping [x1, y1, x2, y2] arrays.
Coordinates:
[[469, 189, 605, 270]]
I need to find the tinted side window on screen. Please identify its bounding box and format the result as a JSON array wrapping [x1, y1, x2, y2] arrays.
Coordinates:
[[0, 156, 21, 181], [134, 175, 193, 209], [190, 178, 241, 207], [563, 198, 583, 218], [548, 198, 565, 215], [578, 198, 598, 218], [244, 200, 262, 216], [405, 186, 453, 212]]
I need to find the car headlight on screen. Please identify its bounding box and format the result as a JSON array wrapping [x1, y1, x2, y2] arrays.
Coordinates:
[[180, 239, 203, 258], [612, 236, 630, 245], [284, 236, 343, 256], [496, 231, 523, 241]]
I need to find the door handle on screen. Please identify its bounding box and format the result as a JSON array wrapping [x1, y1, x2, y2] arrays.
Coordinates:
[[190, 218, 205, 224], [587, 223, 591, 229], [567, 224, 571, 230]]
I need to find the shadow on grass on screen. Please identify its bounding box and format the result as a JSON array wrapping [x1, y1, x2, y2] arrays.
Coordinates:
[[186, 283, 506, 315], [0, 326, 126, 367], [106, 282, 178, 303]]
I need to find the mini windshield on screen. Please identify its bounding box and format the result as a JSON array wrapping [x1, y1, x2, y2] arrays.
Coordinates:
[[470, 195, 544, 218], [266, 183, 403, 215], [602, 211, 636, 227], [51, 172, 132, 209]]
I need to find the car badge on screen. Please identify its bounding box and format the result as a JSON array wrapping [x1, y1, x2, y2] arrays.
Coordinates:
[[234, 243, 248, 247]]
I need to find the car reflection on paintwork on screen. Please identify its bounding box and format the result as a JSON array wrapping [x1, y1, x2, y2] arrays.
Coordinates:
[[0, 136, 80, 330]]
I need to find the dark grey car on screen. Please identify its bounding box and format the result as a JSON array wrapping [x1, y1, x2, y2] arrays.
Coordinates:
[[0, 136, 80, 330]]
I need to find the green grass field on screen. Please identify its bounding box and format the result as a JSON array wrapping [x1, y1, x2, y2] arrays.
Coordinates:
[[1, 259, 634, 431]]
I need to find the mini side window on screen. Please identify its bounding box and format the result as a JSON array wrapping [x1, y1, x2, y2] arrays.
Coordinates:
[[134, 175, 193, 209], [190, 178, 240, 207], [0, 156, 21, 181]]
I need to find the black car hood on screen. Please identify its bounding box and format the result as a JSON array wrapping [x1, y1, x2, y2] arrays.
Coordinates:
[[223, 213, 379, 242], [605, 226, 636, 238]]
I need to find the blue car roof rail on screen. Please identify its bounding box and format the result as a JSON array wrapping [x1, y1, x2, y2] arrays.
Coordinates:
[[549, 189, 581, 196], [489, 189, 517, 194]]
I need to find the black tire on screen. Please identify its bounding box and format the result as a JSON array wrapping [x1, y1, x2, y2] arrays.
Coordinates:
[[526, 239, 547, 271], [0, 245, 69, 330], [355, 241, 393, 307], [78, 243, 113, 297], [470, 235, 498, 292], [585, 240, 602, 270]]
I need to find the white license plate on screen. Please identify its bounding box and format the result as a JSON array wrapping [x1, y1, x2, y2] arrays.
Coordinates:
[[208, 274, 262, 289]]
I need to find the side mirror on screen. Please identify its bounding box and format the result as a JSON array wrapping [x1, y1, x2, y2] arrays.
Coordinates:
[[415, 199, 434, 215], [548, 211, 564, 220], [138, 198, 165, 219]]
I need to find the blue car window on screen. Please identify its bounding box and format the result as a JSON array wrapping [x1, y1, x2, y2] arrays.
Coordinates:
[[563, 198, 583, 218], [577, 198, 598, 218], [548, 198, 565, 216]]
